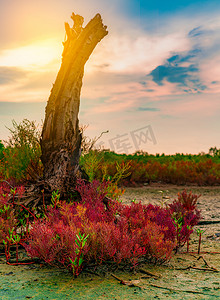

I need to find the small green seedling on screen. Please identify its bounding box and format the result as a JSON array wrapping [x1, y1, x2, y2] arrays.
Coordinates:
[[69, 232, 89, 277], [172, 216, 183, 251], [51, 190, 60, 208], [196, 228, 205, 255], [186, 225, 192, 253]]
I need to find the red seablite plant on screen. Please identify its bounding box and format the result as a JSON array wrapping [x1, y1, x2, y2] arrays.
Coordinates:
[[24, 181, 201, 275], [0, 180, 201, 275], [168, 190, 201, 249]]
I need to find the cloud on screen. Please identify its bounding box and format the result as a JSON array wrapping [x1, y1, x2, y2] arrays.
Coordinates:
[[83, 12, 220, 101], [0, 67, 27, 85], [148, 48, 207, 93], [0, 101, 45, 117], [86, 31, 190, 75], [158, 92, 220, 117], [188, 26, 205, 38], [145, 20, 220, 94], [0, 67, 56, 102], [3, 1, 219, 106], [137, 107, 159, 111], [149, 63, 198, 86], [191, 24, 220, 94]]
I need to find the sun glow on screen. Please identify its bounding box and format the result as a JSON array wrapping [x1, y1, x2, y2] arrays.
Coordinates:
[[0, 38, 63, 70]]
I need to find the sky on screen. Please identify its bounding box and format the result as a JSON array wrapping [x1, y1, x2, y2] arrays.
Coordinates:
[[0, 0, 220, 154]]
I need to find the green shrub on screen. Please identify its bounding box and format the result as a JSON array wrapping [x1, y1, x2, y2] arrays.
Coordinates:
[[1, 119, 42, 182]]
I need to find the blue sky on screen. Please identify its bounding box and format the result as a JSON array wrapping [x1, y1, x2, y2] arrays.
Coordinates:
[[128, 0, 220, 13], [0, 0, 219, 154]]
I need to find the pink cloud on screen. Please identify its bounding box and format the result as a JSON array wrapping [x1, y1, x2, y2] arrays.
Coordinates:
[[86, 32, 191, 75], [200, 53, 220, 93], [159, 93, 220, 117]]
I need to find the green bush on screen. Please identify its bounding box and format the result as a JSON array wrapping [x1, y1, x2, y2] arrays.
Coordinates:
[[0, 119, 42, 182]]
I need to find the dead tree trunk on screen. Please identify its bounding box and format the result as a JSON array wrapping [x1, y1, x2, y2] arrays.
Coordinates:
[[40, 13, 108, 196]]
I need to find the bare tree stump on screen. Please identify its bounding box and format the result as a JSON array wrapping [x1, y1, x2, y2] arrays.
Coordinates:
[[40, 13, 108, 196]]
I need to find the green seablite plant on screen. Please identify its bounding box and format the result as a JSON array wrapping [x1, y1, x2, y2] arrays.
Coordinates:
[[196, 228, 205, 255], [69, 232, 89, 277]]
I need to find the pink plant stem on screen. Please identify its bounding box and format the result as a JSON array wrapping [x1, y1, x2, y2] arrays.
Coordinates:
[[74, 244, 83, 277], [20, 225, 23, 236], [25, 217, 29, 238], [187, 238, 189, 253], [42, 190, 47, 216], [198, 232, 202, 255], [176, 227, 179, 252], [16, 244, 18, 263], [4, 243, 10, 262], [14, 202, 37, 220], [7, 261, 35, 266]]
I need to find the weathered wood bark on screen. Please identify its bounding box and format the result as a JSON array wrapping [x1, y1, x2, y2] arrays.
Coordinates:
[[40, 13, 108, 195]]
